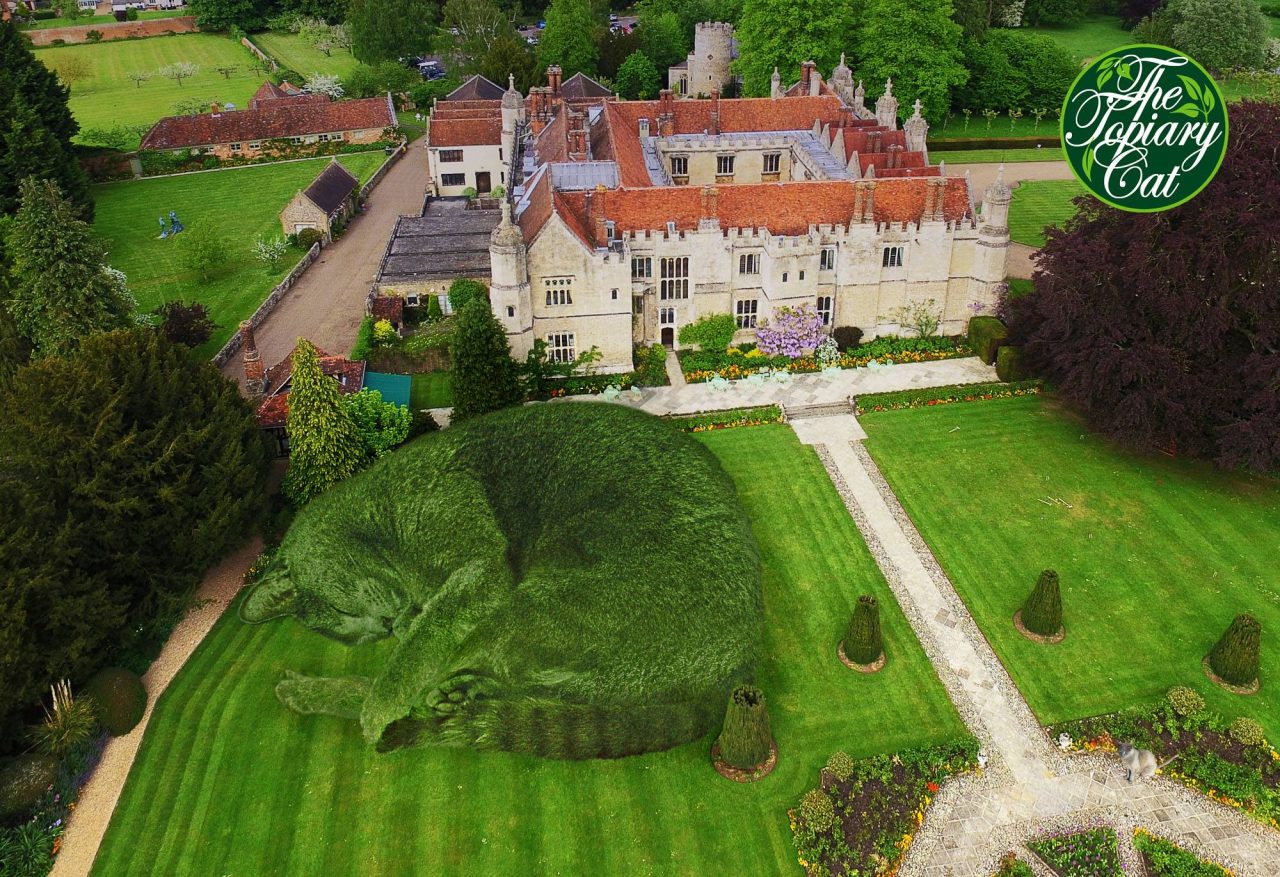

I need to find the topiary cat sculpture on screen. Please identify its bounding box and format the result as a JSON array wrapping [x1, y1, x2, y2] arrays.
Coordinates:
[[242, 404, 762, 759]]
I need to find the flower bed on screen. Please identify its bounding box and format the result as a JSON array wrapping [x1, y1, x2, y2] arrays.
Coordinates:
[[545, 373, 634, 398], [855, 380, 1043, 414], [1133, 829, 1233, 876], [1027, 826, 1122, 877], [669, 405, 783, 433], [1048, 691, 1280, 831], [993, 853, 1036, 876], [790, 738, 979, 877], [680, 336, 971, 383]]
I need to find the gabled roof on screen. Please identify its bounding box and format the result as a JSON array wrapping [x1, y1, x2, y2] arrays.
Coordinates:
[[428, 115, 503, 147], [302, 160, 359, 216], [447, 74, 506, 101], [141, 92, 395, 150], [257, 345, 366, 428], [560, 72, 612, 100]]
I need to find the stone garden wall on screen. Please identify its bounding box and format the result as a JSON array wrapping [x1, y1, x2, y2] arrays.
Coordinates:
[[23, 16, 198, 46]]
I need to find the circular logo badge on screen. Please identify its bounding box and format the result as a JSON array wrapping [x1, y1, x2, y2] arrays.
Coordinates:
[[1061, 44, 1228, 212]]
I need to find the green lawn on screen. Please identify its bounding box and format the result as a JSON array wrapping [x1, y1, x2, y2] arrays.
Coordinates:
[[931, 114, 1062, 141], [250, 32, 362, 80], [94, 152, 388, 355], [934, 147, 1065, 164], [20, 9, 188, 29], [1026, 15, 1132, 63], [92, 425, 964, 876], [410, 371, 453, 408], [861, 396, 1280, 740], [1008, 179, 1086, 247], [34, 34, 266, 147]]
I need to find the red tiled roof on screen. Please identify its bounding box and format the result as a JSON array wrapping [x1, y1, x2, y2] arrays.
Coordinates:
[[549, 178, 971, 247], [428, 115, 503, 147], [141, 93, 395, 150], [370, 295, 404, 322], [262, 344, 366, 398], [517, 166, 554, 243], [535, 109, 568, 164]]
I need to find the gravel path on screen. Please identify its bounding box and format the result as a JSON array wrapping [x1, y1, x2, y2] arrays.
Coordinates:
[[50, 538, 264, 877], [789, 415, 1280, 876], [223, 138, 429, 388]]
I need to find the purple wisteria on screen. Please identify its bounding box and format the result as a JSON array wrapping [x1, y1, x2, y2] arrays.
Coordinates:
[[755, 305, 825, 358]]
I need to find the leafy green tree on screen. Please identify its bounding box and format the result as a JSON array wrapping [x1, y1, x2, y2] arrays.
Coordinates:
[[715, 685, 774, 770], [342, 60, 420, 98], [538, 0, 602, 78], [598, 25, 642, 80], [635, 8, 686, 72], [734, 0, 856, 96], [1020, 569, 1063, 637], [0, 328, 268, 746], [153, 300, 218, 348], [1133, 0, 1267, 71], [950, 0, 1017, 38], [188, 0, 278, 31], [0, 23, 88, 218], [348, 0, 439, 64], [1021, 0, 1084, 25], [677, 313, 737, 351], [842, 594, 884, 665], [477, 33, 540, 92], [0, 296, 30, 379], [984, 30, 1077, 111], [340, 388, 412, 457], [448, 277, 489, 312], [1208, 613, 1261, 687], [615, 51, 661, 99], [6, 178, 134, 358], [282, 338, 369, 504], [856, 0, 967, 123], [179, 224, 232, 282], [450, 297, 522, 421], [954, 36, 1027, 111]]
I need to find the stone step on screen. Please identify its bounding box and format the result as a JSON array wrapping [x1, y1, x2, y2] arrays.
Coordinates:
[[782, 399, 854, 419]]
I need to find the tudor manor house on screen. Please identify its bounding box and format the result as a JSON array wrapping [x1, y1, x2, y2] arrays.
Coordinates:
[[398, 39, 1012, 374]]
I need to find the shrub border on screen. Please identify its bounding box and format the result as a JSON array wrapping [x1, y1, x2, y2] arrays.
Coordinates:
[[668, 405, 784, 432], [855, 380, 1043, 415]]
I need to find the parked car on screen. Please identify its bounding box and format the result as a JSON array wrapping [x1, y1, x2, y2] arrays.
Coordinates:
[[537, 19, 545, 28], [609, 12, 619, 21], [418, 60, 446, 81]]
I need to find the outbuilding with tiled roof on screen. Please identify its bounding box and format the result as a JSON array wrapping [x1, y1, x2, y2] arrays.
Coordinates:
[[279, 159, 362, 242]]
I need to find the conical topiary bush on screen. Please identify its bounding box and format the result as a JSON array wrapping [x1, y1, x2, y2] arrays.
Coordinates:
[[1208, 613, 1261, 688], [842, 594, 883, 666], [1020, 569, 1063, 638], [715, 685, 774, 771]]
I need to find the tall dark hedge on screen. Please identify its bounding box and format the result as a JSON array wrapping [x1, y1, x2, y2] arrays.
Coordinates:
[[843, 594, 883, 665], [716, 685, 773, 770], [0, 329, 268, 748], [450, 297, 522, 422], [1208, 613, 1261, 687], [1020, 569, 1062, 637], [0, 23, 91, 219], [1009, 100, 1280, 472]]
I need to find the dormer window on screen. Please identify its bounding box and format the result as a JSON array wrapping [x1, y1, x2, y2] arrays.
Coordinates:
[[639, 119, 650, 139], [666, 221, 677, 235], [606, 220, 617, 242]]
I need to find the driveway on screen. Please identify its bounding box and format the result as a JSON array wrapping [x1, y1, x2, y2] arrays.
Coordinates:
[[222, 139, 429, 387]]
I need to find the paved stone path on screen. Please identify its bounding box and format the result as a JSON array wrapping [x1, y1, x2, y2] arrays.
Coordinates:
[[788, 414, 1280, 877], [664, 348, 687, 388], [223, 138, 429, 389], [51, 539, 264, 877]]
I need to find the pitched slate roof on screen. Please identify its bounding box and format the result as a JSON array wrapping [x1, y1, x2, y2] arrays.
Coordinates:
[[302, 160, 359, 216], [560, 72, 612, 99], [447, 74, 506, 101], [141, 92, 395, 150]]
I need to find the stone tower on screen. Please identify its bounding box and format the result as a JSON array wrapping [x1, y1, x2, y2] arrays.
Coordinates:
[[686, 22, 735, 97], [903, 98, 929, 154], [974, 165, 1012, 301], [830, 54, 854, 106], [770, 66, 781, 99], [500, 74, 523, 188], [875, 78, 899, 129], [488, 200, 533, 359]]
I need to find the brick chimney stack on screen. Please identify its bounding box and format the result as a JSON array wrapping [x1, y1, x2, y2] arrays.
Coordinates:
[[809, 68, 822, 96], [547, 65, 562, 95], [709, 88, 720, 135], [589, 184, 608, 247], [658, 88, 674, 136], [699, 185, 719, 230], [800, 61, 817, 94], [240, 320, 264, 396]]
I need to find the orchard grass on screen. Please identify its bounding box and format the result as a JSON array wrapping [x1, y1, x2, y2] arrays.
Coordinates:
[[861, 395, 1280, 741], [19, 8, 188, 29], [91, 425, 963, 876], [250, 32, 362, 80], [931, 114, 1062, 141], [1025, 15, 1131, 62], [409, 371, 453, 409], [1008, 179, 1087, 247], [34, 34, 265, 147], [933, 147, 1065, 164], [93, 152, 386, 356]]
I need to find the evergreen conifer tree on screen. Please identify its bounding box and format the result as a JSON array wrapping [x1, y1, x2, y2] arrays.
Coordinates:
[[1208, 613, 1261, 687], [843, 594, 884, 665], [7, 178, 134, 357], [715, 685, 774, 771], [0, 96, 91, 218], [1020, 569, 1063, 638], [449, 297, 522, 422], [282, 338, 368, 504]]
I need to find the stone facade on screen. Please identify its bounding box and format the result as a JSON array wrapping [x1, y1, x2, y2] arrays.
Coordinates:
[[669, 22, 738, 98]]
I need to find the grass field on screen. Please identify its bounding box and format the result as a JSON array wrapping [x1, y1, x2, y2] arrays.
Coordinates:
[[19, 9, 188, 29], [862, 396, 1280, 740], [410, 371, 453, 408], [34, 34, 266, 147], [931, 114, 1062, 141], [94, 152, 387, 355], [1026, 15, 1131, 62], [935, 147, 1065, 164], [1008, 179, 1086, 247], [91, 425, 965, 876], [251, 32, 362, 80]]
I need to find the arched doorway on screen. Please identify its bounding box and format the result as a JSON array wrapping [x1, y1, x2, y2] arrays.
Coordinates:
[[661, 326, 674, 347]]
